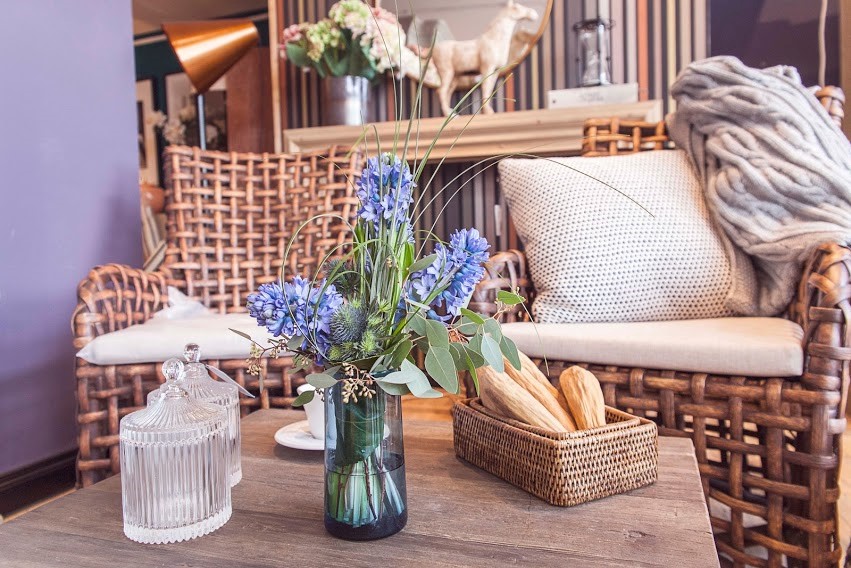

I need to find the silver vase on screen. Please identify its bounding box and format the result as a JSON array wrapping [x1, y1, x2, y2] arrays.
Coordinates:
[[320, 75, 375, 126]]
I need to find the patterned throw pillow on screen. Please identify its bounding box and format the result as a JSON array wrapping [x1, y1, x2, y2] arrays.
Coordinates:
[[499, 150, 738, 323]]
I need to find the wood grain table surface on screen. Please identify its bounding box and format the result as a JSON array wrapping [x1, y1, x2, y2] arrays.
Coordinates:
[[0, 409, 718, 567]]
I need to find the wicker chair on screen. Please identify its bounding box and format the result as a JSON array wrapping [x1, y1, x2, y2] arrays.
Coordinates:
[[72, 146, 360, 487], [470, 87, 849, 567]]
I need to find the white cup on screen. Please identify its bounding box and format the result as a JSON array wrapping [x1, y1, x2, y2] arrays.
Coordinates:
[[297, 384, 325, 440]]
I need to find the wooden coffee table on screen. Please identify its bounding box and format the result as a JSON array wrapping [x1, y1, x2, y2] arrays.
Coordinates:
[[0, 409, 718, 567]]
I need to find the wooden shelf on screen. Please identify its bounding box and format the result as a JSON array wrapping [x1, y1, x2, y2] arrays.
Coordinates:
[[283, 100, 663, 162]]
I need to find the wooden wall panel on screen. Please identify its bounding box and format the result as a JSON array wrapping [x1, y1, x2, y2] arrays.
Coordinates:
[[226, 47, 274, 153], [277, 0, 709, 247]]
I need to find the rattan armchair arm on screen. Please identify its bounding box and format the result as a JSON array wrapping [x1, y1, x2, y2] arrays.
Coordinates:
[[469, 249, 534, 322], [790, 242, 851, 411], [783, 241, 850, 558], [72, 264, 171, 350]]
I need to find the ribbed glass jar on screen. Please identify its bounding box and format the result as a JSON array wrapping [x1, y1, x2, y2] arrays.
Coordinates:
[[148, 343, 242, 486], [122, 359, 232, 544], [324, 379, 407, 540]]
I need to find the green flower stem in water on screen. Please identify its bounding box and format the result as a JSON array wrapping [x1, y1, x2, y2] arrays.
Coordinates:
[[326, 386, 404, 530]]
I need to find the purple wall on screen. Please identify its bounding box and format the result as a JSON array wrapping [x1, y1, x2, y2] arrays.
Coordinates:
[[0, 0, 140, 475]]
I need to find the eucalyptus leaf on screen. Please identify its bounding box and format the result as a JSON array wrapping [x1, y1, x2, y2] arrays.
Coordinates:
[[483, 318, 503, 343], [376, 380, 412, 396], [379, 370, 422, 384], [463, 351, 480, 395], [467, 334, 484, 362], [464, 343, 485, 368], [425, 319, 450, 349], [324, 365, 341, 378], [414, 387, 443, 398], [448, 343, 466, 371], [500, 336, 521, 371], [480, 334, 504, 372], [388, 338, 413, 370], [229, 328, 253, 341], [306, 373, 338, 389], [400, 360, 440, 398], [459, 308, 485, 324], [291, 389, 315, 407], [406, 313, 428, 337], [496, 290, 525, 306], [425, 346, 458, 393], [456, 317, 481, 336], [407, 253, 437, 275], [287, 335, 305, 350]]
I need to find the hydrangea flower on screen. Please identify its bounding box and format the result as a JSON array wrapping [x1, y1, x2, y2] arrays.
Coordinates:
[[329, 0, 371, 37], [366, 18, 405, 72], [281, 23, 306, 45], [247, 275, 343, 363], [408, 228, 490, 321], [356, 153, 415, 231], [305, 19, 342, 61]]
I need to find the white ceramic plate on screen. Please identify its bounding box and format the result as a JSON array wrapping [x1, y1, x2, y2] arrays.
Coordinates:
[[274, 420, 324, 451]]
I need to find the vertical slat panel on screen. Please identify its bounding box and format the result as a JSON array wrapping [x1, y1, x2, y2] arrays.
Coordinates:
[[665, 0, 676, 111], [625, 0, 638, 84], [540, 4, 554, 103], [652, 0, 663, 102], [637, 0, 650, 100], [611, 0, 625, 84], [693, 0, 708, 61], [552, 0, 566, 90], [567, 0, 583, 88], [276, 0, 711, 251], [530, 44, 540, 110], [679, 0, 692, 73]]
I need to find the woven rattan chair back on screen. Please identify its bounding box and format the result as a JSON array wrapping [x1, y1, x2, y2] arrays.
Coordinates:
[[162, 146, 361, 313]]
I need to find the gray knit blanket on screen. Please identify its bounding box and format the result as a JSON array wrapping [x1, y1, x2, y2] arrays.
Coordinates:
[[667, 56, 851, 316]]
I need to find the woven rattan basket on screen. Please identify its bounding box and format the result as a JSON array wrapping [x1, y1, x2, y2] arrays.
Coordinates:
[[452, 398, 658, 506]]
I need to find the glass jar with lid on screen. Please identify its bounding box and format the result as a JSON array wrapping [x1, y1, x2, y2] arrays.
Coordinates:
[[148, 343, 242, 486], [121, 358, 231, 544]]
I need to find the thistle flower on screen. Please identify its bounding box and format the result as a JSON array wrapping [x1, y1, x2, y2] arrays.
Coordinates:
[[330, 302, 367, 344], [246, 275, 343, 363]]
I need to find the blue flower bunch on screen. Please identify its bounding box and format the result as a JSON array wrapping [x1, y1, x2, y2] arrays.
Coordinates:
[[242, 150, 524, 404], [247, 275, 343, 362], [356, 153, 415, 233], [409, 228, 490, 321]]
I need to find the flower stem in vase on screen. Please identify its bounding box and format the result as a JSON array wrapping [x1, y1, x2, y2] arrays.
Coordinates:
[[324, 382, 407, 540]]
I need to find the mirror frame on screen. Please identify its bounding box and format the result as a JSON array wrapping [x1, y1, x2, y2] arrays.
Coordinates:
[[501, 0, 553, 76]]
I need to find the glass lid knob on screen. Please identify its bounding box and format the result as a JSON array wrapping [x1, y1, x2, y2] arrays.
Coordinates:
[[162, 358, 187, 397], [184, 342, 202, 363]]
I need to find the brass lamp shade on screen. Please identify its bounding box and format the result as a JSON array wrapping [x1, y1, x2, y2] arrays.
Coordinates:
[[162, 20, 259, 94]]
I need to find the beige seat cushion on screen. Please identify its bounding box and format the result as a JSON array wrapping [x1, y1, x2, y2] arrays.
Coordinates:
[[502, 317, 803, 377], [76, 312, 273, 366]]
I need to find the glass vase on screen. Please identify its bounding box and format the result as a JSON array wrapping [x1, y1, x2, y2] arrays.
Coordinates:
[[323, 380, 407, 540]]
